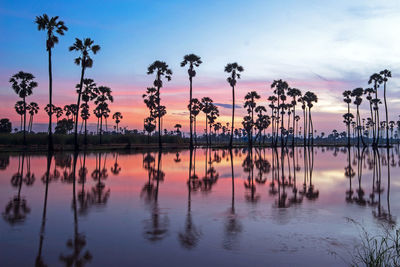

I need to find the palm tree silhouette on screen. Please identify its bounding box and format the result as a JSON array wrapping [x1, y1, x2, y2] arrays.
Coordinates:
[[351, 88, 365, 147], [243, 91, 260, 147], [112, 112, 123, 133], [225, 63, 244, 147], [35, 14, 68, 151], [94, 86, 113, 144], [287, 88, 302, 146], [343, 90, 353, 147], [69, 38, 100, 150], [181, 54, 202, 148], [368, 73, 383, 146], [14, 101, 25, 131], [27, 102, 39, 132], [189, 98, 201, 145], [147, 61, 172, 148], [380, 69, 392, 147], [79, 78, 98, 144], [9, 71, 38, 145]]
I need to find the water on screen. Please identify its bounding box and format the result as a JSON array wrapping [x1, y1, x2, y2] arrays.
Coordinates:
[[0, 147, 399, 266]]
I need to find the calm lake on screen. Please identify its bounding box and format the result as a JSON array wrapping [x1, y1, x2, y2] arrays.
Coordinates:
[[0, 147, 399, 266]]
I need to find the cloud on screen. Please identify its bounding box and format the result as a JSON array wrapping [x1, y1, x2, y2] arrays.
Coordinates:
[[214, 103, 241, 109]]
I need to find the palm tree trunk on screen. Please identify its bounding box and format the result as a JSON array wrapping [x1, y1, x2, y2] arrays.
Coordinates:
[[74, 65, 86, 151], [189, 75, 193, 148], [23, 96, 26, 146], [100, 116, 103, 144], [292, 105, 296, 147], [347, 103, 350, 147], [48, 48, 54, 151], [229, 85, 235, 148], [157, 83, 162, 148], [384, 81, 389, 147]]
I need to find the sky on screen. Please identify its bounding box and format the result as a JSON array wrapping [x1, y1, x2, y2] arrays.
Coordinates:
[[1, 0, 400, 134]]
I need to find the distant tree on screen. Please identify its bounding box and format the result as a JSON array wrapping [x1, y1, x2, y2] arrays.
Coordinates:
[[181, 54, 202, 148], [147, 61, 172, 147], [243, 91, 260, 147], [174, 124, 182, 135], [368, 73, 383, 146], [79, 78, 98, 144], [342, 90, 353, 146], [287, 87, 302, 146], [200, 97, 213, 145], [69, 38, 101, 150], [35, 14, 68, 151], [112, 112, 123, 133], [0, 119, 12, 133], [351, 88, 365, 147], [188, 98, 201, 145], [94, 86, 113, 143], [9, 71, 38, 145], [55, 118, 74, 134], [144, 117, 156, 142], [27, 102, 39, 132], [15, 101, 25, 131], [225, 63, 244, 147]]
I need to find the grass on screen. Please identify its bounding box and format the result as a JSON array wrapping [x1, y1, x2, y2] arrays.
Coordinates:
[[348, 218, 400, 267]]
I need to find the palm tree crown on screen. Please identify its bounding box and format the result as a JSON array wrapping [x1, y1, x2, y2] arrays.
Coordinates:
[[35, 14, 68, 50]]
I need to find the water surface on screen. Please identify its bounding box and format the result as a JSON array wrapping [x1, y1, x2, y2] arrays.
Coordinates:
[[0, 147, 399, 266]]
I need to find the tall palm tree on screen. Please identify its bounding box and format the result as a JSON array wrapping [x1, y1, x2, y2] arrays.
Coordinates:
[[112, 112, 123, 133], [303, 91, 318, 146], [35, 14, 68, 151], [14, 101, 25, 131], [243, 91, 260, 147], [94, 86, 113, 144], [224, 63, 244, 147], [69, 38, 101, 150], [9, 71, 38, 145], [27, 102, 39, 132], [351, 88, 365, 147], [287, 88, 302, 146], [343, 90, 352, 146], [79, 78, 98, 144], [200, 97, 213, 146], [147, 61, 172, 148], [181, 54, 202, 148], [380, 69, 392, 147], [189, 98, 201, 145], [368, 73, 383, 146]]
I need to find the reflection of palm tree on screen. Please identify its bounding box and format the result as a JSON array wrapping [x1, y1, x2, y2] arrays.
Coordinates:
[[3, 153, 31, 225], [345, 147, 355, 203], [90, 153, 110, 206], [142, 151, 169, 242], [223, 149, 242, 250], [110, 153, 121, 175], [289, 147, 303, 205], [353, 147, 366, 205], [243, 149, 260, 203], [178, 149, 201, 249], [77, 152, 90, 216], [60, 153, 92, 266], [35, 152, 53, 267]]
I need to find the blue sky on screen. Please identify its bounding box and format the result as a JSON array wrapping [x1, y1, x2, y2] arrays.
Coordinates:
[[1, 0, 400, 132]]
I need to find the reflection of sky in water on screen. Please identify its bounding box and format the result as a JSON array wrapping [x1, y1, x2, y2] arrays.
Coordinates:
[[0, 147, 399, 266]]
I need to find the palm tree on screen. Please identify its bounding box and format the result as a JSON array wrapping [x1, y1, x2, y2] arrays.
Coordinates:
[[14, 101, 25, 131], [27, 102, 39, 132], [380, 69, 392, 147], [200, 97, 213, 146], [303, 91, 318, 146], [243, 91, 260, 147], [189, 98, 201, 145], [174, 124, 182, 135], [267, 95, 278, 146], [94, 86, 113, 144], [79, 78, 98, 144], [224, 63, 244, 147], [35, 14, 68, 151], [287, 88, 302, 146], [368, 73, 383, 146], [69, 38, 101, 150], [271, 79, 289, 146], [9, 71, 38, 145], [147, 61, 172, 148], [351, 88, 365, 147], [112, 112, 123, 133], [54, 106, 63, 122], [181, 54, 202, 148], [343, 90, 352, 146]]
